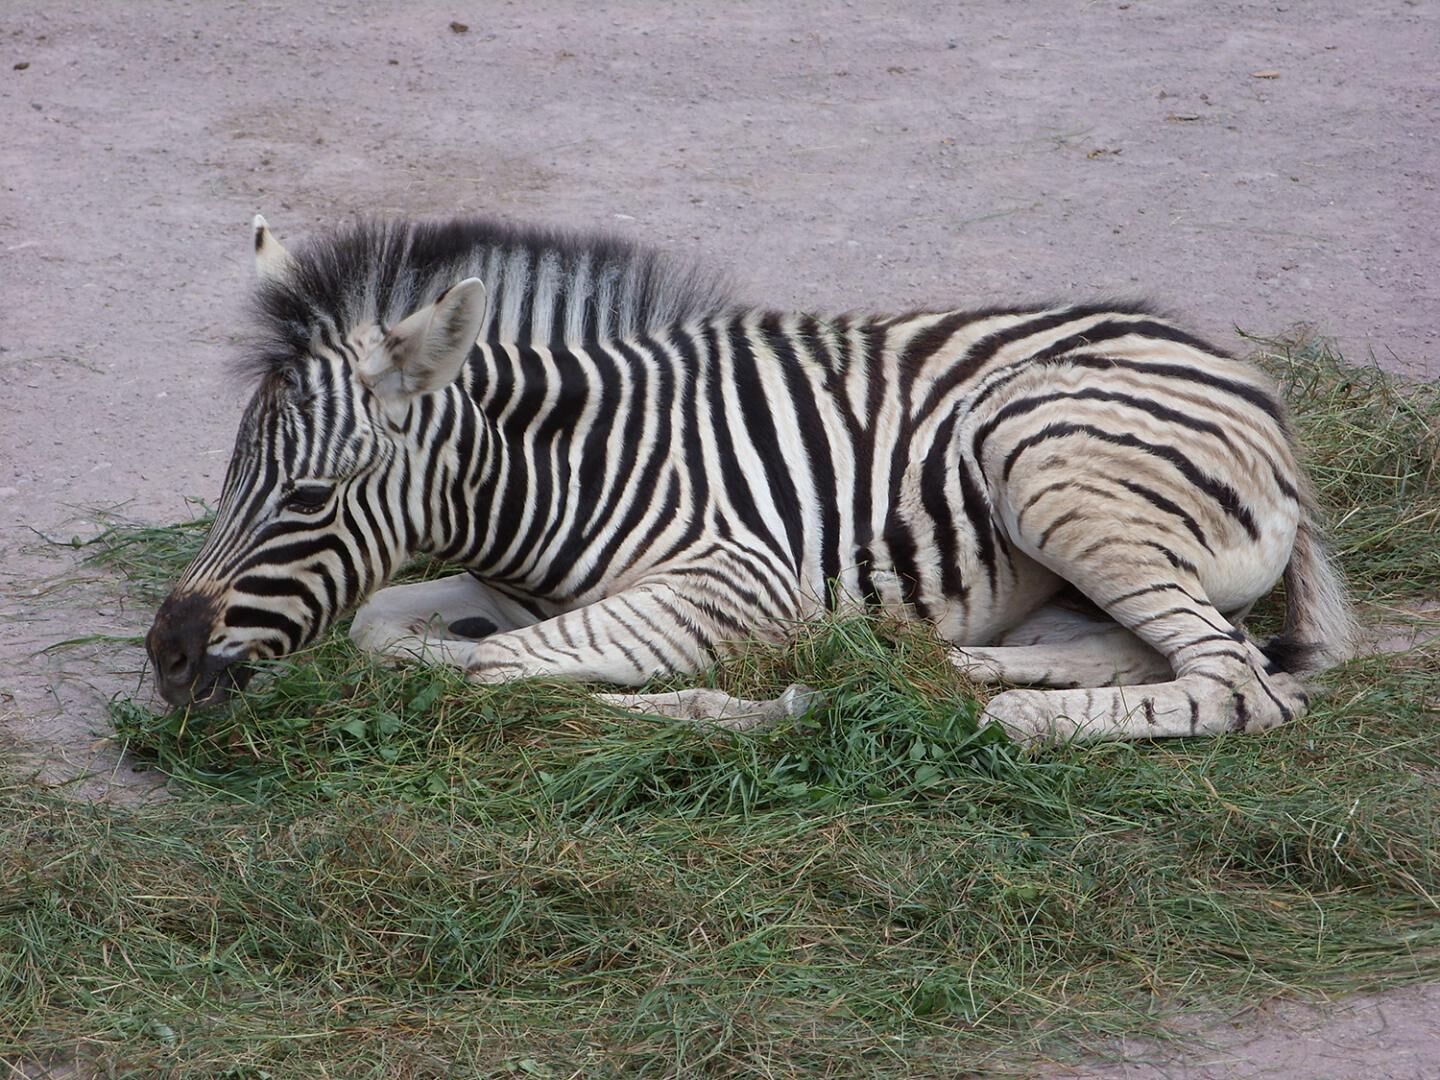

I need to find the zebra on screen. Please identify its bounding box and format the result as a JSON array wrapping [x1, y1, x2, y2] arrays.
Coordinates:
[[145, 214, 1356, 743]]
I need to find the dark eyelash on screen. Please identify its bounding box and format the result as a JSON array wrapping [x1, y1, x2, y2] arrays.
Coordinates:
[[284, 483, 331, 513]]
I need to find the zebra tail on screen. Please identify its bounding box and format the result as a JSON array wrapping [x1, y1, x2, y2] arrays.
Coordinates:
[[1262, 498, 1359, 675]]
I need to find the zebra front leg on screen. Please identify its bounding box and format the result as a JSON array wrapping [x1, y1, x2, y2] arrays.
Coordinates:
[[349, 573, 546, 665], [459, 580, 711, 685], [457, 578, 818, 730], [355, 573, 814, 731], [595, 684, 822, 732]]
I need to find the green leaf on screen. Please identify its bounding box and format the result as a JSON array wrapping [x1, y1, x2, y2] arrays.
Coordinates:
[[406, 680, 445, 717], [375, 711, 402, 739]]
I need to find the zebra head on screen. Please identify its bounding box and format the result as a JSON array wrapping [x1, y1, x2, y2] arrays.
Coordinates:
[[146, 217, 488, 707]]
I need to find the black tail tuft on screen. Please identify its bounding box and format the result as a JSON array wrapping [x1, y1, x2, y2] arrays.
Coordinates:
[[1259, 633, 1324, 675]]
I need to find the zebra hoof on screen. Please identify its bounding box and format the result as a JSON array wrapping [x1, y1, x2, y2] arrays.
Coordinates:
[[979, 689, 1060, 745], [779, 683, 824, 718]]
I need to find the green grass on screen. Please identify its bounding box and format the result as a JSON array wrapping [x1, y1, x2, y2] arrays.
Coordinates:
[[3, 337, 1438, 1078], [1248, 330, 1440, 603]]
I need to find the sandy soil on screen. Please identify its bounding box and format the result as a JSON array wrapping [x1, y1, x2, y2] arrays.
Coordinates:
[[2, 2, 1436, 1075], [1049, 986, 1440, 1079]]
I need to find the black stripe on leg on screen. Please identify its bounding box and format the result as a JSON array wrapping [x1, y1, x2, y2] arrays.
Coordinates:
[[1131, 606, 1232, 635], [1106, 582, 1198, 606], [1137, 541, 1200, 577], [1250, 670, 1295, 724], [1114, 478, 1213, 552], [1231, 691, 1251, 732], [1075, 536, 1200, 577], [1178, 648, 1250, 666], [1039, 508, 1084, 548]]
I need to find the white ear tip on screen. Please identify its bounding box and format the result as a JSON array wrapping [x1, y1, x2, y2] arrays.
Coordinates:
[[253, 216, 294, 281]]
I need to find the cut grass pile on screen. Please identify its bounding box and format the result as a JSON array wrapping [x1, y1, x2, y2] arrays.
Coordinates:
[[2, 337, 1437, 1078]]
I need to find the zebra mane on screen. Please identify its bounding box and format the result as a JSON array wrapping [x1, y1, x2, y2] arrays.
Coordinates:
[[239, 216, 737, 382]]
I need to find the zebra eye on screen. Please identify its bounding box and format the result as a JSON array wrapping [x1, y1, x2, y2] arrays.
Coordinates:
[[283, 483, 332, 514]]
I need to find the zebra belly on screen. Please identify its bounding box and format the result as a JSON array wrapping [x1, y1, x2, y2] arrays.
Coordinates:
[[825, 502, 1064, 649], [931, 551, 1062, 645]]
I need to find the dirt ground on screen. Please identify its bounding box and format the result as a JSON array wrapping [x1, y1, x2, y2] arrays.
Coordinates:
[[2, 2, 1437, 1076]]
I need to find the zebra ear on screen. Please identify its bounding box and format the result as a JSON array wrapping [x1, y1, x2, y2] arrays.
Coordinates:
[[358, 278, 487, 414], [253, 215, 294, 282]]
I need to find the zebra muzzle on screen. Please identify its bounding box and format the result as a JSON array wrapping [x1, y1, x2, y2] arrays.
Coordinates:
[[146, 591, 254, 707]]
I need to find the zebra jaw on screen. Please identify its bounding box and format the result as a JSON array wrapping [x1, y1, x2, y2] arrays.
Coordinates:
[[147, 641, 256, 709], [160, 657, 254, 709]]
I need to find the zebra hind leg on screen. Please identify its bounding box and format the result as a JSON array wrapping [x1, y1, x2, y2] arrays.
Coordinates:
[[977, 496, 1306, 745], [952, 601, 1172, 688], [980, 618, 1308, 743]]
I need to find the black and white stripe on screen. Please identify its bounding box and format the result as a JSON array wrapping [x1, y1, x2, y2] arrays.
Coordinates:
[[148, 215, 1355, 741]]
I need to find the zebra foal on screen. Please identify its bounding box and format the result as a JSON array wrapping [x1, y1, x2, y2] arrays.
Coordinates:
[[146, 215, 1355, 743]]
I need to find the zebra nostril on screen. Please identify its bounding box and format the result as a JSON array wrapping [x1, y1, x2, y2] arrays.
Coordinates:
[[153, 633, 197, 684], [147, 620, 203, 690], [164, 648, 192, 681]]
